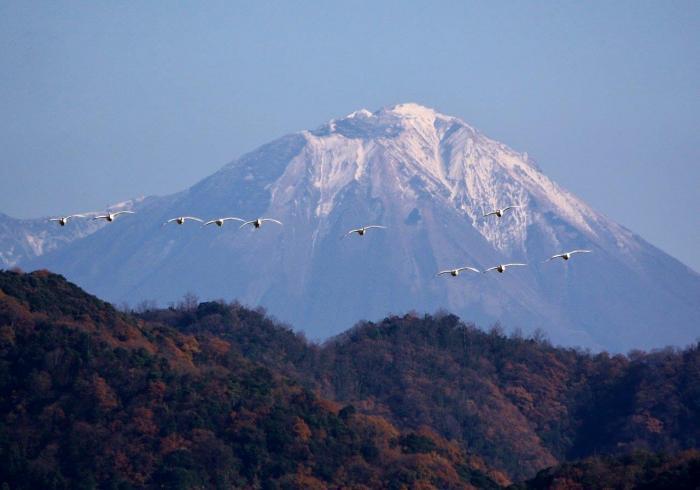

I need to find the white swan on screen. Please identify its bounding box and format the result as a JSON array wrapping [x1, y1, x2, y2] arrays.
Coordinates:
[[49, 214, 86, 226], [483, 205, 521, 218], [436, 266, 481, 277], [204, 217, 245, 227], [545, 250, 592, 262], [343, 225, 386, 238], [93, 210, 135, 222], [240, 218, 283, 229], [484, 263, 527, 273], [163, 216, 204, 226]]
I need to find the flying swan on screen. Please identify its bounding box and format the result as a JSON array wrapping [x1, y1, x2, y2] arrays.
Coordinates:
[[484, 263, 527, 273], [240, 218, 283, 229], [49, 214, 86, 226], [545, 250, 592, 262], [436, 266, 481, 277], [93, 211, 135, 222], [343, 225, 386, 238], [204, 217, 245, 227], [163, 216, 204, 226], [483, 205, 521, 218]]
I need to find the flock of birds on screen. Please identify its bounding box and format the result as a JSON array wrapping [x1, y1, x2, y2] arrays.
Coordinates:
[[49, 203, 591, 277], [50, 212, 282, 230], [435, 205, 591, 276]]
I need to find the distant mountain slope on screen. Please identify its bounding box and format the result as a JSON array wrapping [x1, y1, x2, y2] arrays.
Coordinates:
[[20, 103, 700, 350], [0, 199, 140, 267], [0, 212, 103, 267], [0, 270, 505, 489]]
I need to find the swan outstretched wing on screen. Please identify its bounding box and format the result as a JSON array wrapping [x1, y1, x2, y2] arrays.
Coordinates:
[[93, 214, 109, 220], [546, 254, 565, 262], [502, 205, 521, 212], [504, 263, 527, 268], [457, 266, 481, 273], [49, 218, 62, 222], [66, 214, 86, 220], [182, 216, 203, 222], [239, 220, 257, 229], [112, 210, 135, 217], [260, 218, 283, 225], [483, 211, 498, 218], [363, 225, 386, 231], [436, 270, 454, 276], [484, 266, 500, 273], [569, 249, 592, 255]]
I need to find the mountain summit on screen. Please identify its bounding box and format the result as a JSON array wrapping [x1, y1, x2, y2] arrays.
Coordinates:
[[25, 103, 700, 350]]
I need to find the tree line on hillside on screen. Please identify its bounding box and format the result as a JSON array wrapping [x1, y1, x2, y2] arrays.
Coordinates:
[[0, 270, 506, 489], [1, 269, 699, 488], [134, 293, 700, 481]]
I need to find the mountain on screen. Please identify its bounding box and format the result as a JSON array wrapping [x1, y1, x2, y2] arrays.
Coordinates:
[[20, 103, 700, 351], [1, 270, 698, 487]]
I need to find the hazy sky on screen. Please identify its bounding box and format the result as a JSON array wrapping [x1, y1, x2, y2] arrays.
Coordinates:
[[1, 1, 698, 270]]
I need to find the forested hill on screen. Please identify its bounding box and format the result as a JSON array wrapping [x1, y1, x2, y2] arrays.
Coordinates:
[[0, 270, 504, 489], [1, 270, 699, 488], [138, 288, 700, 481]]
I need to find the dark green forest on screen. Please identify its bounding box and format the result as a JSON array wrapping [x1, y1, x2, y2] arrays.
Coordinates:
[[1, 270, 698, 489]]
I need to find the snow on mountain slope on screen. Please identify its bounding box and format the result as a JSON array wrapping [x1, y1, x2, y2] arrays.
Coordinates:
[[0, 200, 142, 268], [23, 103, 700, 351]]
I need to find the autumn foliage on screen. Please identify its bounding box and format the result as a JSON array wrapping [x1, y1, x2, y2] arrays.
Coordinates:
[[140, 298, 700, 481], [0, 270, 698, 488], [0, 271, 502, 489]]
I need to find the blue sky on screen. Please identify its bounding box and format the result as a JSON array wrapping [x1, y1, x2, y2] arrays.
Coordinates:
[[1, 1, 698, 270]]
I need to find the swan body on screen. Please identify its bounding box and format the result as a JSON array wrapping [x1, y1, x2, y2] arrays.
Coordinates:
[[49, 214, 86, 226], [484, 263, 527, 273], [204, 217, 245, 227], [546, 250, 592, 262], [436, 266, 480, 277], [93, 210, 135, 222]]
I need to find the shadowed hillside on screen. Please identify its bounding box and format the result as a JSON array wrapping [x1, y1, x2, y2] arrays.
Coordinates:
[[0, 270, 504, 489], [1, 270, 699, 488], [513, 450, 700, 489], [139, 293, 700, 480]]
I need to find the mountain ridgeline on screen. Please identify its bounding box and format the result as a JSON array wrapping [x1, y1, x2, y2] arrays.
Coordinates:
[[14, 103, 699, 352], [1, 270, 698, 488]]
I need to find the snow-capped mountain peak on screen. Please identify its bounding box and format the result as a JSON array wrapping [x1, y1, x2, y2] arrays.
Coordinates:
[[16, 104, 700, 351], [282, 103, 596, 253]]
